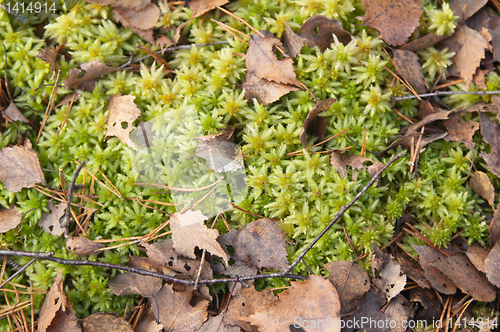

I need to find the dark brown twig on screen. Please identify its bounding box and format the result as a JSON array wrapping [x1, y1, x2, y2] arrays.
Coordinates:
[[60, 159, 87, 231], [0, 258, 36, 288]]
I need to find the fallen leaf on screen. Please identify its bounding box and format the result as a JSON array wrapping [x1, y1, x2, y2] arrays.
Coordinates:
[[54, 92, 80, 109], [105, 94, 141, 149], [243, 71, 298, 105], [473, 68, 487, 90], [430, 252, 496, 302], [410, 288, 442, 323], [479, 112, 500, 178], [193, 132, 245, 173], [486, 12, 500, 62], [443, 111, 479, 150], [324, 260, 371, 314], [64, 60, 119, 90], [342, 287, 387, 332], [491, 204, 500, 245], [234, 218, 289, 271], [2, 101, 29, 124], [108, 255, 162, 297], [246, 30, 301, 87], [38, 200, 66, 236], [485, 241, 500, 287], [392, 49, 426, 93], [66, 236, 104, 256], [400, 33, 447, 52], [0, 139, 46, 192], [245, 275, 341, 332], [283, 23, 305, 57], [0, 205, 22, 234], [189, 0, 229, 18], [134, 304, 164, 332], [330, 153, 383, 180], [465, 243, 489, 273], [85, 0, 150, 11], [113, 3, 160, 31], [372, 244, 406, 302], [151, 283, 209, 331], [213, 229, 258, 279], [441, 25, 489, 88], [300, 97, 336, 148], [170, 210, 228, 265], [469, 171, 495, 208], [298, 15, 352, 51], [357, 0, 423, 46], [449, 0, 488, 23], [412, 245, 457, 295], [397, 254, 431, 289], [36, 45, 61, 73], [83, 313, 133, 332], [45, 301, 81, 332], [196, 314, 240, 332], [384, 295, 414, 332]]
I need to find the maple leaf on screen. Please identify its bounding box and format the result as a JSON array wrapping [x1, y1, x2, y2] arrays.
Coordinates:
[[0, 139, 46, 192], [392, 49, 426, 93], [298, 15, 352, 51], [170, 210, 228, 266], [38, 200, 66, 236], [64, 60, 119, 90], [105, 94, 141, 149], [0, 205, 22, 234], [243, 71, 298, 105], [358, 0, 423, 46], [300, 97, 336, 148]]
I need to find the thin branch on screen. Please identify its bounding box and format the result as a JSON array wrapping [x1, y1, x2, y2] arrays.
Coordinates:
[[392, 90, 500, 101], [60, 159, 87, 231], [0, 259, 36, 289]]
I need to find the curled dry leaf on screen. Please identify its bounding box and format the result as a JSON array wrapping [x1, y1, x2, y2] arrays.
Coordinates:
[[412, 245, 457, 295], [66, 236, 104, 256], [357, 0, 423, 46], [245, 276, 341, 332], [213, 229, 258, 279], [189, 0, 229, 18], [83, 312, 133, 332], [0, 139, 46, 192], [282, 23, 305, 58], [300, 97, 336, 148], [401, 34, 448, 52], [485, 241, 500, 287], [243, 71, 298, 105], [85, 0, 150, 11], [298, 15, 352, 51], [479, 112, 500, 178], [324, 260, 371, 314], [469, 171, 495, 208], [64, 60, 119, 90], [0, 205, 22, 234], [105, 94, 141, 149], [392, 49, 426, 93], [170, 210, 228, 265], [2, 101, 29, 124], [234, 218, 289, 271], [443, 111, 479, 150], [113, 3, 160, 31], [246, 30, 301, 87], [38, 200, 66, 236]]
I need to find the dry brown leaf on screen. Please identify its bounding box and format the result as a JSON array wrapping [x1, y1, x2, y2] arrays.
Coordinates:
[[298, 15, 352, 51], [430, 252, 496, 302], [393, 49, 426, 93], [66, 236, 104, 256], [486, 12, 500, 62], [397, 254, 431, 289], [85, 0, 150, 10], [246, 30, 301, 87], [243, 71, 298, 105], [358, 0, 423, 46], [38, 200, 66, 236], [491, 204, 500, 245], [113, 3, 160, 31], [372, 244, 406, 302], [0, 139, 46, 192], [105, 94, 141, 149], [83, 313, 133, 332], [410, 288, 442, 323], [151, 283, 209, 331], [469, 171, 495, 208], [449, 0, 488, 23], [108, 257, 162, 298], [196, 314, 240, 332], [65, 60, 119, 90], [443, 111, 479, 150], [324, 260, 371, 314], [245, 275, 341, 332], [38, 269, 70, 332], [36, 45, 61, 73], [134, 304, 164, 332], [283, 23, 305, 57], [473, 68, 487, 90], [485, 241, 500, 287], [342, 287, 388, 332], [234, 218, 289, 271], [0, 205, 22, 234], [330, 153, 383, 180], [401, 34, 448, 52], [479, 112, 500, 178], [213, 229, 258, 279], [441, 25, 489, 89], [2, 101, 29, 124], [412, 245, 458, 294], [300, 97, 336, 148], [384, 295, 414, 332], [54, 92, 80, 109], [465, 243, 489, 273], [193, 132, 245, 173], [170, 210, 228, 265], [189, 0, 229, 18], [46, 300, 81, 332]]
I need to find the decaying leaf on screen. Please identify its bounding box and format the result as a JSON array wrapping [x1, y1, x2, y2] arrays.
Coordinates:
[[65, 60, 119, 90], [372, 244, 406, 302], [243, 71, 298, 105], [246, 30, 301, 87], [170, 210, 228, 265], [66, 236, 104, 256], [325, 261, 371, 314], [298, 15, 352, 51], [443, 111, 479, 150], [300, 97, 336, 148], [234, 218, 289, 271], [189, 0, 229, 18], [449, 0, 488, 23], [465, 243, 489, 273], [491, 204, 500, 245], [441, 25, 489, 88], [397, 254, 431, 289], [83, 313, 133, 332], [1, 101, 29, 124], [213, 229, 258, 279], [108, 256, 162, 297], [105, 94, 141, 149], [401, 34, 448, 52], [0, 139, 46, 192], [410, 288, 442, 323], [282, 23, 305, 57], [479, 112, 500, 178], [197, 314, 240, 332], [36, 45, 62, 73], [85, 0, 150, 11], [342, 287, 387, 332], [245, 276, 341, 332], [330, 153, 384, 180], [392, 49, 426, 93], [133, 304, 164, 332], [0, 205, 22, 234], [113, 3, 160, 31], [193, 131, 245, 173], [358, 0, 423, 46], [412, 245, 458, 295], [469, 171, 495, 208], [151, 283, 209, 331], [38, 200, 66, 236], [384, 295, 414, 332], [485, 241, 500, 287]]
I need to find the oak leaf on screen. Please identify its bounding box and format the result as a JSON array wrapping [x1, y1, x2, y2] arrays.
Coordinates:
[[189, 0, 229, 18], [393, 49, 426, 93], [358, 0, 423, 46], [243, 71, 298, 105], [38, 200, 66, 236], [64, 60, 119, 90], [0, 139, 46, 192], [469, 171, 495, 208], [298, 15, 352, 51], [300, 97, 336, 148], [106, 94, 141, 149], [0, 205, 22, 234]]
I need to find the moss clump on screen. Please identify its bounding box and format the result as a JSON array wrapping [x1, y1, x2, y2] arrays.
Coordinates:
[[0, 0, 498, 326]]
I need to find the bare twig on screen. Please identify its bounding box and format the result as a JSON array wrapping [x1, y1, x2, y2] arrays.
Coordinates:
[[392, 90, 500, 101], [60, 159, 87, 231], [0, 259, 36, 289]]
